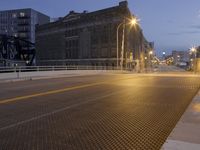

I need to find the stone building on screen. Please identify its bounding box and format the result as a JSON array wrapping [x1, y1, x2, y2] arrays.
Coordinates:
[[36, 1, 152, 70]]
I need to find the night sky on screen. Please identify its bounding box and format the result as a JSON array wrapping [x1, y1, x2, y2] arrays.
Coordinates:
[[1, 0, 200, 56]]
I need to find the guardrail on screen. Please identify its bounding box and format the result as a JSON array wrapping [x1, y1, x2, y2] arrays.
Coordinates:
[[0, 66, 126, 81], [0, 66, 120, 73]]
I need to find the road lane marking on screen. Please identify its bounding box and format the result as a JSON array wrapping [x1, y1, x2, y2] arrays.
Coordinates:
[[1, 75, 198, 105], [0, 82, 103, 105], [0, 77, 134, 105], [0, 90, 124, 131]]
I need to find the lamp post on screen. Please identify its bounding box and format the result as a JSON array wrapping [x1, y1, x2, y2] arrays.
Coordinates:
[[117, 21, 124, 69], [149, 50, 153, 72], [116, 17, 138, 70], [191, 47, 197, 58], [149, 50, 153, 55], [190, 47, 197, 72]]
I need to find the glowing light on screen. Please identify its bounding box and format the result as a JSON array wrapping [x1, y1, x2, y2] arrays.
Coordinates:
[[190, 47, 196, 52], [149, 51, 153, 55], [131, 18, 137, 25], [129, 17, 140, 26]]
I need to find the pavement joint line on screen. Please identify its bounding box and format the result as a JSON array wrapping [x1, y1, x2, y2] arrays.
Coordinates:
[[0, 90, 125, 131], [0, 77, 133, 105]]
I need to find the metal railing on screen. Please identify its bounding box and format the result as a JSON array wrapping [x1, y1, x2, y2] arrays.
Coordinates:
[[0, 65, 120, 73]]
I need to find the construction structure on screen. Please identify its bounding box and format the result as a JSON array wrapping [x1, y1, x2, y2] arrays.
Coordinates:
[[0, 34, 35, 66], [0, 8, 50, 66]]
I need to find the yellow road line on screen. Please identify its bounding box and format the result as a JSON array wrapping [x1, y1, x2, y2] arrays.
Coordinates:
[[0, 82, 103, 105], [0, 76, 135, 105]]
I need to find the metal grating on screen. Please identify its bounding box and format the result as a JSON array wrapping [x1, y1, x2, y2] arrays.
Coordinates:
[[0, 76, 199, 150]]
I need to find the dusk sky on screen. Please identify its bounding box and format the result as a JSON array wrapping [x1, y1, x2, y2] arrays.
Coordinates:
[[1, 0, 200, 56]]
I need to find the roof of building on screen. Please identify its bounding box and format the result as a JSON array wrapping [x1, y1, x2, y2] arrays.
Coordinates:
[[0, 8, 49, 18], [62, 1, 131, 21], [37, 1, 132, 30]]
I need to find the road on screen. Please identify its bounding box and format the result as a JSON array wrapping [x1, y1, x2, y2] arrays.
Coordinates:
[[0, 73, 200, 149], [153, 64, 186, 73]]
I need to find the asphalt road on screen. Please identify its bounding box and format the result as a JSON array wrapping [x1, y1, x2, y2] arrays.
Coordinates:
[[0, 74, 200, 150]]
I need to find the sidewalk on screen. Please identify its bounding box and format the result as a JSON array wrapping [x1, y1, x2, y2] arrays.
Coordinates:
[[0, 70, 128, 83], [162, 89, 200, 150]]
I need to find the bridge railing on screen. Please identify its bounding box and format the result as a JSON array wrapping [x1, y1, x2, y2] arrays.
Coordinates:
[[0, 65, 120, 73]]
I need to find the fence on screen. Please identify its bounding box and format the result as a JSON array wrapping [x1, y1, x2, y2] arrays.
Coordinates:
[[0, 66, 125, 81], [0, 65, 120, 73]]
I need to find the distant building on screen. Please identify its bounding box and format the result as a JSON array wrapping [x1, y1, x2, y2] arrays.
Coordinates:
[[0, 8, 50, 43], [50, 17, 63, 23], [172, 50, 190, 65], [36, 1, 152, 70]]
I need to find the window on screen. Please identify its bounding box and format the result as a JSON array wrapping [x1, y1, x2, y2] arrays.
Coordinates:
[[12, 13, 17, 18], [13, 33, 18, 37], [20, 12, 25, 17]]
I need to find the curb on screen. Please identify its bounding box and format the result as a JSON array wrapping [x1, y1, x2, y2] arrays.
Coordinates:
[[162, 89, 200, 150]]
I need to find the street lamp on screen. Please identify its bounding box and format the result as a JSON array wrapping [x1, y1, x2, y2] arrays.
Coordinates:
[[190, 47, 197, 71], [190, 47, 196, 53], [149, 51, 153, 55], [149, 51, 153, 71], [130, 18, 138, 26], [116, 17, 138, 70], [162, 51, 166, 61], [190, 47, 197, 60]]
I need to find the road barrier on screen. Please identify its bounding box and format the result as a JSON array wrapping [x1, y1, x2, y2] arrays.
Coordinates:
[[0, 66, 126, 81], [0, 65, 120, 73]]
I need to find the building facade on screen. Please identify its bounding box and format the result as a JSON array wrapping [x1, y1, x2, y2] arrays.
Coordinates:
[[36, 1, 152, 70], [0, 8, 50, 43]]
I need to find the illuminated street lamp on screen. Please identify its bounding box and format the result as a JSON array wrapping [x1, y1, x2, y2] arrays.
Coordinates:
[[130, 18, 138, 26], [149, 51, 153, 55], [190, 47, 197, 72], [148, 51, 153, 70], [190, 47, 197, 61], [190, 47, 197, 53], [116, 17, 139, 70], [162, 51, 166, 60]]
